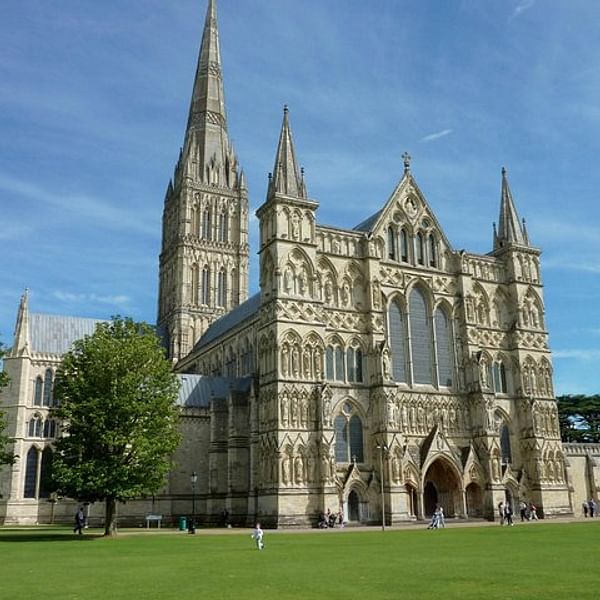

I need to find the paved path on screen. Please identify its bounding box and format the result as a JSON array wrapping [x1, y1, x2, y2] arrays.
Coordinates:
[[120, 515, 593, 536]]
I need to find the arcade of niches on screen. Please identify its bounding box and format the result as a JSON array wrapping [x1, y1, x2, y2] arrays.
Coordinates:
[[1, 0, 599, 527]]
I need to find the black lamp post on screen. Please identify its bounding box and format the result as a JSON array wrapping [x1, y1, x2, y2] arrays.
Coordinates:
[[190, 471, 197, 534], [376, 443, 388, 531]]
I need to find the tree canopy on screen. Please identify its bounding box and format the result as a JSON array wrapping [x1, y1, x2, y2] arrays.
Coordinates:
[[557, 395, 600, 443], [51, 318, 181, 536], [0, 342, 16, 469]]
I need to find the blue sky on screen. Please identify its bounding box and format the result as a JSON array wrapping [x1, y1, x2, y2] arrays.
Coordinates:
[[1, 0, 599, 394]]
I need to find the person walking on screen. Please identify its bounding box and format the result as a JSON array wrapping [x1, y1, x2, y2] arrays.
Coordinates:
[[529, 502, 538, 520], [498, 501, 505, 526], [504, 502, 514, 526], [583, 501, 589, 518], [251, 522, 265, 550], [73, 507, 85, 535], [519, 501, 528, 522]]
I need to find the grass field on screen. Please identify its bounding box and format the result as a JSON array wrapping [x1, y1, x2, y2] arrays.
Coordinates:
[[1, 521, 599, 600]]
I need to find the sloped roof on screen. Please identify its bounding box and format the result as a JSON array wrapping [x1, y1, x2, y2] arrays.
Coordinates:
[[29, 313, 105, 355], [353, 209, 383, 232], [193, 292, 261, 351], [176, 374, 252, 408]]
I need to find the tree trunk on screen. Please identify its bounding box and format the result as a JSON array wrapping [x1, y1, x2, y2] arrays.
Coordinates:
[[104, 497, 117, 536]]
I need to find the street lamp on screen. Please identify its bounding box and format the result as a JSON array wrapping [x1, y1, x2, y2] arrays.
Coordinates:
[[376, 443, 388, 532], [190, 471, 198, 534]]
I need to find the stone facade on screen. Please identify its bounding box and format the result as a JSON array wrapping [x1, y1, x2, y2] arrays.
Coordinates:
[[0, 0, 596, 527]]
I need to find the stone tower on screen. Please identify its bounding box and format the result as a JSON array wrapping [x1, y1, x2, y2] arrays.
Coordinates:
[[158, 0, 249, 362]]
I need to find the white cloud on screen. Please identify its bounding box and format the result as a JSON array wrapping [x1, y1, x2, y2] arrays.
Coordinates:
[[419, 129, 453, 143], [0, 172, 156, 237], [510, 0, 535, 20], [53, 291, 130, 307], [553, 349, 600, 361]]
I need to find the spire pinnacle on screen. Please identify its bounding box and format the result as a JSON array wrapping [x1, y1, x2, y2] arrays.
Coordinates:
[[269, 106, 306, 200], [182, 0, 239, 189], [13, 289, 30, 357], [402, 151, 412, 174], [494, 167, 528, 250]]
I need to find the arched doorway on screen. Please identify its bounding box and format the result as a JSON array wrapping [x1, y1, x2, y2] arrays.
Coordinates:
[[466, 482, 483, 517], [348, 490, 360, 522], [423, 458, 462, 517], [424, 481, 438, 516]]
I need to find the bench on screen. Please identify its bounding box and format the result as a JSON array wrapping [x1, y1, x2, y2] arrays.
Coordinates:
[[145, 514, 163, 528]]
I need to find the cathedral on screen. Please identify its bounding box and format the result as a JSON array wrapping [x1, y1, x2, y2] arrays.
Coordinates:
[[1, 0, 599, 527]]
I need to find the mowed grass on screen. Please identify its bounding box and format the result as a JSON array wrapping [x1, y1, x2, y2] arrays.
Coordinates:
[[1, 521, 599, 600]]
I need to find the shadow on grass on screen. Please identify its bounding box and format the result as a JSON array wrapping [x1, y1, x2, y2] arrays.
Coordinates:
[[0, 528, 103, 543]]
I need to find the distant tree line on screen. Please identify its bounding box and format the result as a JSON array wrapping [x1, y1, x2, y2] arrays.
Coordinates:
[[557, 395, 600, 443]]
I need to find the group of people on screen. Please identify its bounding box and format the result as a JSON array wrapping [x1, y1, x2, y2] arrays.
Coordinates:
[[426, 505, 445, 529], [318, 508, 344, 529], [498, 500, 538, 526], [582, 499, 597, 517]]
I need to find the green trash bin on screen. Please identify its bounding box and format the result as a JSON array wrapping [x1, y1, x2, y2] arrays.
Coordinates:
[[178, 516, 187, 531]]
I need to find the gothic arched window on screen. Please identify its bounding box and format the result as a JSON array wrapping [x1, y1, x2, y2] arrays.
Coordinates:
[[409, 287, 433, 384], [191, 264, 199, 305], [218, 213, 228, 243], [493, 361, 507, 394], [43, 369, 53, 407], [201, 266, 210, 305], [500, 424, 512, 464], [33, 376, 43, 406], [202, 208, 212, 240], [334, 404, 364, 463], [28, 415, 43, 438], [416, 232, 425, 265], [24, 447, 39, 498], [388, 301, 407, 383], [387, 226, 396, 260], [434, 306, 453, 387], [217, 269, 227, 307], [400, 229, 409, 262], [347, 347, 363, 383], [429, 234, 437, 267]]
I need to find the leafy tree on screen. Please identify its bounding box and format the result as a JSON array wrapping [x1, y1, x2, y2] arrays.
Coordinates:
[[51, 318, 181, 536], [557, 395, 600, 443], [0, 341, 16, 468]]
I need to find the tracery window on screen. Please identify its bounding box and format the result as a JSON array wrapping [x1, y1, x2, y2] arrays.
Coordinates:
[[409, 288, 433, 384], [346, 347, 363, 383], [28, 415, 43, 438], [334, 403, 364, 463], [218, 213, 228, 243], [492, 361, 507, 394]]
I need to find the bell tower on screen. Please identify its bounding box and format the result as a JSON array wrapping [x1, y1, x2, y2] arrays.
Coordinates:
[[158, 0, 249, 361]]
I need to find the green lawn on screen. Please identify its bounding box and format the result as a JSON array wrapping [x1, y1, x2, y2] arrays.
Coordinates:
[[1, 522, 598, 600]]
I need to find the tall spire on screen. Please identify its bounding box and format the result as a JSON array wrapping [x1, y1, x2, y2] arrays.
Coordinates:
[[494, 167, 528, 250], [183, 0, 237, 188], [12, 289, 30, 357], [269, 105, 306, 200]]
